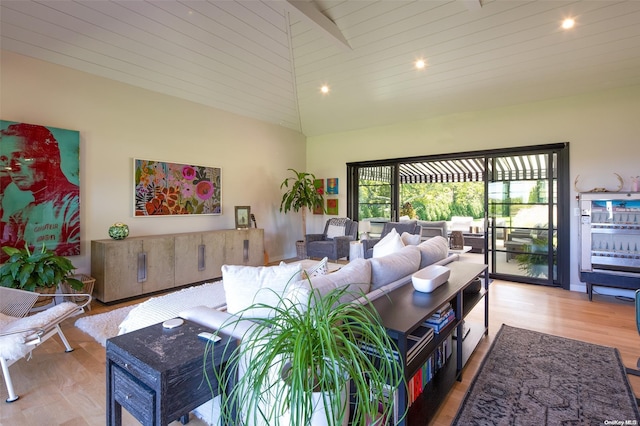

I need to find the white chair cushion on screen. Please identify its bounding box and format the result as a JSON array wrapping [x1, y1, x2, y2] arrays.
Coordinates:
[[326, 224, 346, 239], [373, 228, 405, 258], [0, 302, 78, 360], [223, 263, 302, 318]]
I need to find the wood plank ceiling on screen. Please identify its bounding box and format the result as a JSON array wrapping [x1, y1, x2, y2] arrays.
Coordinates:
[[2, 0, 640, 137]]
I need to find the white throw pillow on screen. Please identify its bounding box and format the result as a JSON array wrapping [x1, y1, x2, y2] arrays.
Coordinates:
[[326, 224, 346, 239], [302, 257, 329, 279], [373, 228, 405, 258], [223, 263, 302, 318], [401, 231, 421, 246]]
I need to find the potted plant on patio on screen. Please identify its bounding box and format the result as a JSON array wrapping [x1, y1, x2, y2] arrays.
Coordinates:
[[207, 285, 406, 426], [280, 168, 325, 259], [0, 244, 83, 307]]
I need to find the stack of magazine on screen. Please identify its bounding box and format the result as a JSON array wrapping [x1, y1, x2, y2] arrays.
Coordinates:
[[424, 302, 455, 333]]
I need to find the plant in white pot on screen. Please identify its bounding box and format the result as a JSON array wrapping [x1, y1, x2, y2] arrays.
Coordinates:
[[279, 168, 325, 259], [206, 285, 406, 426]]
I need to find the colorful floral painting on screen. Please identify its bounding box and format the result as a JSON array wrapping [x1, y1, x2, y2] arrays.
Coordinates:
[[134, 159, 221, 216]]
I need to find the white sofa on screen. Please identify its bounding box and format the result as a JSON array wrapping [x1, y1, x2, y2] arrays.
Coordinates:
[[179, 235, 456, 335]]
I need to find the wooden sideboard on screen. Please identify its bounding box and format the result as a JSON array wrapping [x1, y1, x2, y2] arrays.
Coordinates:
[[92, 228, 264, 303]]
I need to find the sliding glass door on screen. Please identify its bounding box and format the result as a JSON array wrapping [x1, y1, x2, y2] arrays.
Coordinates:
[[347, 143, 570, 289]]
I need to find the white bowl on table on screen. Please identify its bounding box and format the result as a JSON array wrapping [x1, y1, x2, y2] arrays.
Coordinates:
[[411, 265, 451, 293]]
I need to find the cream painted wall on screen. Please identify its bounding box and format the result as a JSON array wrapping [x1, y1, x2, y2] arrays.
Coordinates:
[[306, 85, 640, 293], [1, 51, 307, 272]]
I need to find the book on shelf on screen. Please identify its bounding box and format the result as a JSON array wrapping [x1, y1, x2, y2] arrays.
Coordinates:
[[432, 302, 452, 318], [423, 309, 455, 333], [406, 335, 454, 408]]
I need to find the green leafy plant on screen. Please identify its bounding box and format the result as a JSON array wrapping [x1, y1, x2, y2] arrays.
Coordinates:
[[206, 285, 406, 426], [280, 168, 325, 241], [0, 244, 83, 291]]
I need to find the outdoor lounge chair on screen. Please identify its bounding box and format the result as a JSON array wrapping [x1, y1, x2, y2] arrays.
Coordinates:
[[0, 286, 91, 402]]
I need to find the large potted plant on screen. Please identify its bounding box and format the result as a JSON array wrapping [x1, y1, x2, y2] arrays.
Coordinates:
[[0, 244, 83, 307], [280, 168, 325, 259], [207, 286, 406, 426]]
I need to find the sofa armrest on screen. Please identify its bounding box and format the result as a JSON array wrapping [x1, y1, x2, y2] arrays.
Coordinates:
[[179, 306, 257, 340], [306, 233, 325, 243], [333, 235, 354, 252]]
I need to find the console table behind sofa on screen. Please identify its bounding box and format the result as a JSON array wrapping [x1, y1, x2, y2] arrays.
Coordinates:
[[92, 229, 264, 303]]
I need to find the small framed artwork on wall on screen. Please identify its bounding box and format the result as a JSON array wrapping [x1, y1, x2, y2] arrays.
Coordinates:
[[235, 206, 251, 229], [326, 199, 338, 215], [327, 178, 338, 194]]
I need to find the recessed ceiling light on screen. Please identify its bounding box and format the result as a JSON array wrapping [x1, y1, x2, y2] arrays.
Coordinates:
[[320, 85, 330, 94], [415, 59, 427, 70], [562, 18, 575, 30]]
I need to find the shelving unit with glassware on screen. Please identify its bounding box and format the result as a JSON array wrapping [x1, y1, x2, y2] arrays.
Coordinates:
[[578, 192, 640, 300]]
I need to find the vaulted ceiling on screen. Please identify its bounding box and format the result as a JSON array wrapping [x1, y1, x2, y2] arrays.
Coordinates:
[[2, 0, 639, 137]]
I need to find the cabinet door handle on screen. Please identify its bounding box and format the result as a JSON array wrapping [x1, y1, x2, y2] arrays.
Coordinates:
[[198, 244, 206, 271], [137, 252, 147, 283], [243, 239, 249, 262]]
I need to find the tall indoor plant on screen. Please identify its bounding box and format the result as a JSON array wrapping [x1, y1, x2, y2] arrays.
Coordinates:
[[207, 286, 406, 426], [279, 169, 325, 256]]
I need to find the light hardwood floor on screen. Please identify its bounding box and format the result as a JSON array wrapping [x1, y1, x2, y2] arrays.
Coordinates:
[[1, 281, 638, 425]]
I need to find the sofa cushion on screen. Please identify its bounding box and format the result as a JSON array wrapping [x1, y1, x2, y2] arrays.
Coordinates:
[[401, 231, 421, 246], [223, 263, 302, 318], [373, 228, 405, 258], [417, 236, 449, 269], [289, 258, 371, 306], [369, 245, 421, 291]]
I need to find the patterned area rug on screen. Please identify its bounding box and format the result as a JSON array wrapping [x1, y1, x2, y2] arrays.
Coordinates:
[[453, 324, 640, 425]]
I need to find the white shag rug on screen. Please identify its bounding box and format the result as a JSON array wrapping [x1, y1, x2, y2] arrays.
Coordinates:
[[74, 304, 137, 347]]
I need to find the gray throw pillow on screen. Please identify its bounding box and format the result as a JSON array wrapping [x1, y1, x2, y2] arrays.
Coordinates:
[[369, 245, 421, 291], [417, 236, 449, 269]]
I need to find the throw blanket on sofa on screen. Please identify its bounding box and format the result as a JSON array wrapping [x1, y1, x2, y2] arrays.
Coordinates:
[[117, 282, 227, 335]]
